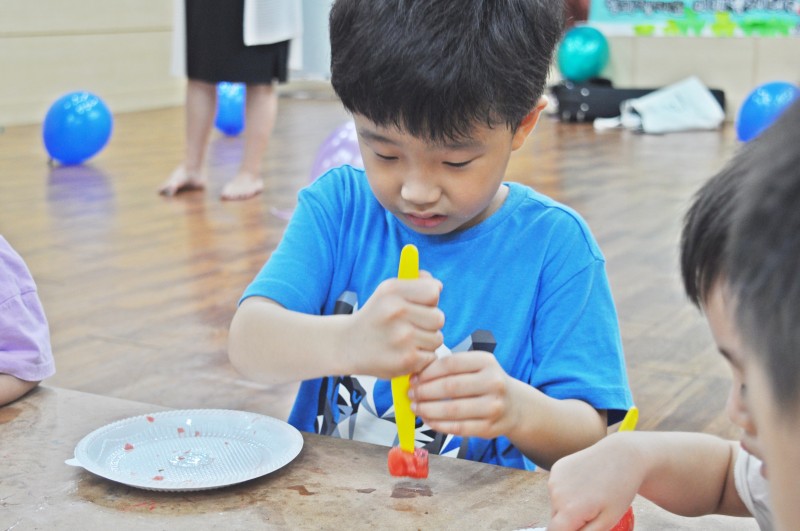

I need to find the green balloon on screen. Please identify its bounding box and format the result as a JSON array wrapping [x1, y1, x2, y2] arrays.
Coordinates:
[[557, 26, 610, 83]]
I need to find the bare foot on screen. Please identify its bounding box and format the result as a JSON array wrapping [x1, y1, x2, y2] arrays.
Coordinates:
[[220, 172, 264, 201], [158, 166, 206, 196]]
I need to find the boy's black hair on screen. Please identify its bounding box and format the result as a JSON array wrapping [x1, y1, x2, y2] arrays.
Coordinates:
[[727, 100, 800, 411], [680, 151, 747, 308], [329, 0, 565, 143]]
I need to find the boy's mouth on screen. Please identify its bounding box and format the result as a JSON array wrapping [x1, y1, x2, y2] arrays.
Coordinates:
[[405, 213, 447, 229]]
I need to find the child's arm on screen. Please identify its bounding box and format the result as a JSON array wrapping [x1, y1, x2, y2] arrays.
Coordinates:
[[0, 374, 40, 406], [228, 274, 444, 385], [546, 431, 749, 531], [409, 351, 607, 469]]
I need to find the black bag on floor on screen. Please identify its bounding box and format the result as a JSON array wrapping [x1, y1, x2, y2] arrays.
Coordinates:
[[549, 79, 726, 123]]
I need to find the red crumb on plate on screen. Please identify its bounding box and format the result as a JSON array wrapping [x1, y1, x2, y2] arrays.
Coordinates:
[[152, 475, 164, 481], [146, 416, 155, 423], [123, 443, 134, 451]]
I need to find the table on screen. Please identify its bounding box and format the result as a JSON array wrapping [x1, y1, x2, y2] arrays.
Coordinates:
[[1, 386, 758, 530]]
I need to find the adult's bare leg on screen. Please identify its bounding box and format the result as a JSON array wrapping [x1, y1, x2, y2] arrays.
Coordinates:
[[220, 83, 277, 200], [159, 79, 217, 196]]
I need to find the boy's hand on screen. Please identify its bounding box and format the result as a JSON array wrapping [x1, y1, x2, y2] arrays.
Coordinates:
[[408, 350, 518, 439], [345, 271, 444, 379], [546, 435, 642, 531]]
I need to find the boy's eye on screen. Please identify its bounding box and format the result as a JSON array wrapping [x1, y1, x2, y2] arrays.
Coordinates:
[[444, 160, 472, 168], [375, 153, 398, 161]]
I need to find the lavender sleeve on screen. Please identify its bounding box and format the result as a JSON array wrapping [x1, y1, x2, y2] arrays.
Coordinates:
[[0, 237, 55, 381]]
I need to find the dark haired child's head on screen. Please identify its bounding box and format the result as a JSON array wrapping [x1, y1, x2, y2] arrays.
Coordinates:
[[678, 122, 766, 488], [725, 100, 800, 530], [329, 0, 564, 143], [726, 100, 800, 413], [328, 0, 565, 236], [680, 158, 746, 309]]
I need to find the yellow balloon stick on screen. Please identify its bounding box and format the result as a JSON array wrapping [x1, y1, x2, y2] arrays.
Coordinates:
[[619, 406, 639, 432], [391, 244, 419, 453]]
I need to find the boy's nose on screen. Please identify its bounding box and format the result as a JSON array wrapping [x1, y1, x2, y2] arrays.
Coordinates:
[[400, 174, 440, 206]]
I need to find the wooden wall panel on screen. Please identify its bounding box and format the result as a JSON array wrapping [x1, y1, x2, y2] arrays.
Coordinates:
[[580, 36, 800, 120], [0, 0, 171, 34], [0, 0, 182, 126]]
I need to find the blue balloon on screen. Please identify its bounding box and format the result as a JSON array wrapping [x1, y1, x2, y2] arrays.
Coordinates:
[[43, 91, 113, 165], [557, 26, 610, 83], [736, 81, 799, 142], [215, 82, 246, 136]]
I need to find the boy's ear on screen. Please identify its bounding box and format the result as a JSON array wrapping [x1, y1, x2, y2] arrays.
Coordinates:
[[511, 96, 548, 151]]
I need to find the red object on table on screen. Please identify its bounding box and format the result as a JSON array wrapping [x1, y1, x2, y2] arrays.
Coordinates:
[[387, 446, 429, 479], [609, 506, 634, 531]]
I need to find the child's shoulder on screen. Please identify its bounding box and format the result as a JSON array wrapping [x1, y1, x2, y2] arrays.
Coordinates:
[[0, 236, 36, 302], [504, 183, 605, 260], [509, 183, 593, 231], [298, 165, 383, 220], [304, 165, 369, 197], [0, 235, 16, 259]]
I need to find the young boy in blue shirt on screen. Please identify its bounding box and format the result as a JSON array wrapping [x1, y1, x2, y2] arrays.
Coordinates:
[[546, 101, 800, 530], [228, 0, 632, 471]]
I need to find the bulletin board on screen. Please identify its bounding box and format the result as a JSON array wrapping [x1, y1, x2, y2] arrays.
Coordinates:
[[588, 0, 800, 36]]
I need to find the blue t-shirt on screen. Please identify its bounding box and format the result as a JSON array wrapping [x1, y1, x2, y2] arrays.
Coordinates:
[[242, 165, 633, 470]]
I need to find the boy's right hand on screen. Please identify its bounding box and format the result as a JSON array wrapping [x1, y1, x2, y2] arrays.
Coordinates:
[[546, 434, 643, 531], [344, 271, 444, 379]]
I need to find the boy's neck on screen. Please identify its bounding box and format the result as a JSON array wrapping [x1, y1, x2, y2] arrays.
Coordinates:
[[457, 183, 509, 233]]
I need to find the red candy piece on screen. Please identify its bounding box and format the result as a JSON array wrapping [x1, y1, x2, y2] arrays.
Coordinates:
[[609, 506, 634, 531], [387, 446, 429, 478]]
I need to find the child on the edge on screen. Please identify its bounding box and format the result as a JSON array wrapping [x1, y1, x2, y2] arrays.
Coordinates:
[[546, 103, 800, 531], [0, 236, 55, 406], [228, 0, 632, 471], [726, 100, 800, 531]]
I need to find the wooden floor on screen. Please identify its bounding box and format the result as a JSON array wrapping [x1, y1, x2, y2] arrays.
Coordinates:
[[0, 93, 741, 440]]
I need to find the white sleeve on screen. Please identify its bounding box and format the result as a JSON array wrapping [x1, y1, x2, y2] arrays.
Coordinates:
[[733, 448, 774, 531], [243, 0, 303, 45]]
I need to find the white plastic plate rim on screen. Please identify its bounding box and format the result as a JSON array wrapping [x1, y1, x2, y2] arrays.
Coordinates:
[[66, 409, 303, 492]]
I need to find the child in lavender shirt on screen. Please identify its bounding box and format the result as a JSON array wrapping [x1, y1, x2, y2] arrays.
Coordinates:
[[0, 236, 55, 406]]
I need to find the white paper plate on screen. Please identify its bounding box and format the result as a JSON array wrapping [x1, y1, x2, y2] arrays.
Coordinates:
[[66, 409, 303, 491]]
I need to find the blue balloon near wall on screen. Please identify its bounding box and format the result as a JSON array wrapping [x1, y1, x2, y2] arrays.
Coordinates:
[[43, 91, 113, 165], [557, 26, 610, 83], [215, 82, 246, 136], [736, 81, 799, 142]]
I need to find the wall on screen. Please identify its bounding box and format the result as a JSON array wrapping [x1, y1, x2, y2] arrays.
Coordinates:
[[0, 1, 184, 127], [601, 36, 800, 119], [2, 2, 797, 127], [296, 0, 333, 80]]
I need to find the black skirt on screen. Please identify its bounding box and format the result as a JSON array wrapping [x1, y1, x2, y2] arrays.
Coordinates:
[[185, 0, 290, 84]]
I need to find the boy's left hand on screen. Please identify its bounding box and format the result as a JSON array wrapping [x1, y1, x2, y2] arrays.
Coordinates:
[[408, 350, 519, 439]]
